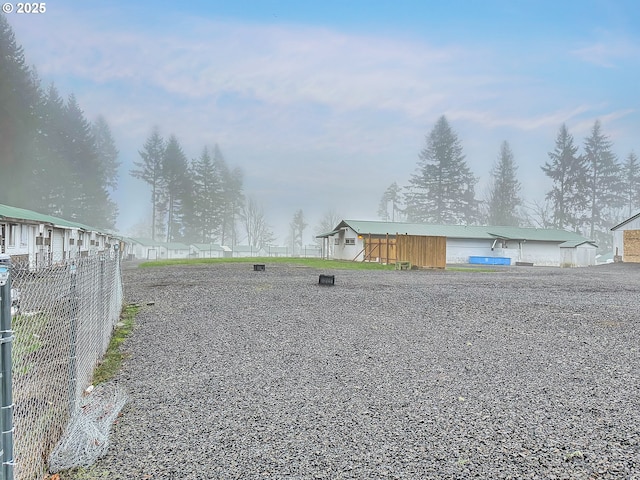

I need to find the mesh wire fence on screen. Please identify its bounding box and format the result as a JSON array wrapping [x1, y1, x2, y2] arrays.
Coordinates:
[[8, 252, 123, 480]]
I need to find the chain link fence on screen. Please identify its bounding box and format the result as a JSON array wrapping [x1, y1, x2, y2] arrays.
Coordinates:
[[6, 252, 123, 480]]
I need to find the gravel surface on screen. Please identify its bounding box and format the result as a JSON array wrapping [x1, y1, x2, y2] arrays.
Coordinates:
[[92, 262, 639, 479]]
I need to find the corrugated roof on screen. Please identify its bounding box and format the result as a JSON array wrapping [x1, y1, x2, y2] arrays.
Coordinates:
[[318, 219, 593, 244]]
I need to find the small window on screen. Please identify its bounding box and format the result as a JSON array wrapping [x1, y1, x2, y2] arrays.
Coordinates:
[[9, 224, 17, 247], [334, 238, 340, 245], [345, 238, 356, 245], [20, 225, 28, 246]]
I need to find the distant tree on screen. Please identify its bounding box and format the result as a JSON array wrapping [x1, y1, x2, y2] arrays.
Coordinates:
[[377, 182, 403, 222], [162, 134, 190, 242], [92, 115, 120, 191], [62, 94, 116, 228], [523, 199, 554, 229], [240, 197, 274, 249], [290, 209, 307, 256], [405, 116, 478, 224], [314, 208, 342, 253], [582, 120, 623, 240], [91, 115, 120, 226], [131, 128, 165, 240], [541, 124, 586, 230], [621, 151, 640, 217], [213, 145, 244, 246], [486, 141, 522, 226], [32, 83, 71, 215], [186, 147, 224, 243]]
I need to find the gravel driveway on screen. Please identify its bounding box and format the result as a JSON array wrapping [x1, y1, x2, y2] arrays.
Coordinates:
[[93, 262, 639, 479]]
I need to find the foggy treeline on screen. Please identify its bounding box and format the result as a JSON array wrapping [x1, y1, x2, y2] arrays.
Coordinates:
[[379, 115, 640, 250], [0, 15, 276, 248], [131, 127, 275, 249], [0, 15, 119, 229]]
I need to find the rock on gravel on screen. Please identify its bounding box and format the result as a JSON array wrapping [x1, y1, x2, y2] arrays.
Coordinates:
[[88, 262, 639, 479]]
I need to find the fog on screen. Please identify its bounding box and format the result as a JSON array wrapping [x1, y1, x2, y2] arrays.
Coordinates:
[[5, 1, 639, 244]]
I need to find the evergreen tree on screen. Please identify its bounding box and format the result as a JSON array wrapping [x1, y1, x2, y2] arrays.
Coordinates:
[[290, 209, 307, 255], [62, 94, 116, 228], [188, 147, 224, 243], [486, 141, 522, 226], [621, 151, 640, 217], [377, 182, 403, 222], [541, 124, 586, 230], [582, 120, 622, 239], [131, 128, 166, 240], [0, 14, 39, 206], [162, 135, 190, 242], [405, 116, 478, 224], [32, 83, 71, 215], [92, 115, 120, 191], [214, 145, 244, 246]]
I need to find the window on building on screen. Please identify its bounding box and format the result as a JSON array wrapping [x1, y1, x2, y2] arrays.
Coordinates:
[[9, 224, 17, 247], [345, 238, 356, 245], [334, 238, 340, 245], [20, 225, 29, 246]]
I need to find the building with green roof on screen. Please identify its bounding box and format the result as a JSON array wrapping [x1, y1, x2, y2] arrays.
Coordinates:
[[316, 219, 597, 267]]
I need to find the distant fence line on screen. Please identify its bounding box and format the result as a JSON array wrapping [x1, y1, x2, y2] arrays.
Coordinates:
[[2, 252, 123, 480]]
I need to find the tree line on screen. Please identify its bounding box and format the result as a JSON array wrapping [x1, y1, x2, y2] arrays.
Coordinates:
[[0, 15, 119, 228], [0, 14, 279, 248], [131, 127, 274, 248], [379, 115, 640, 250]]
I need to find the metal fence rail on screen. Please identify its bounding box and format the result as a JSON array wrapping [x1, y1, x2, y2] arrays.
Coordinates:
[[1, 252, 123, 480]]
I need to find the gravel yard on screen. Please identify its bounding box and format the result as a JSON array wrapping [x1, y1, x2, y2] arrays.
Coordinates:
[[94, 262, 639, 479]]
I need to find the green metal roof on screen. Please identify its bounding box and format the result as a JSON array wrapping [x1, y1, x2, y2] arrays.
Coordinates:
[[191, 243, 225, 251], [0, 203, 104, 232], [318, 219, 593, 244]]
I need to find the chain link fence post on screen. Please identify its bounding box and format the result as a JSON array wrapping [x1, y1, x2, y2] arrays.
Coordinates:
[[68, 262, 79, 416], [0, 254, 14, 480]]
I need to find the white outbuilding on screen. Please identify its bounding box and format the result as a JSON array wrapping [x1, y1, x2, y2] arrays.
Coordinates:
[[611, 212, 640, 262], [317, 220, 597, 267]]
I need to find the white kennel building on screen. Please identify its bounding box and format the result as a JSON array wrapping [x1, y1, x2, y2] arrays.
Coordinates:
[[318, 220, 597, 267]]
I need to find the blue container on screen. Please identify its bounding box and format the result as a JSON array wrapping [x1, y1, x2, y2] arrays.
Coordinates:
[[469, 256, 511, 266]]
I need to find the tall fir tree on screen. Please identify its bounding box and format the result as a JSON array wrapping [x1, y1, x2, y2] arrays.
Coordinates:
[[62, 94, 116, 228], [131, 128, 166, 240], [32, 83, 71, 215], [0, 14, 39, 206], [405, 116, 478, 224], [541, 124, 586, 230], [621, 151, 640, 217], [486, 141, 522, 226], [582, 120, 622, 240], [187, 147, 224, 243], [162, 134, 190, 242], [214, 145, 244, 246]]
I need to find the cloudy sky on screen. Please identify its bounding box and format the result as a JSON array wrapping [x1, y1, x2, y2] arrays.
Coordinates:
[[6, 0, 639, 242]]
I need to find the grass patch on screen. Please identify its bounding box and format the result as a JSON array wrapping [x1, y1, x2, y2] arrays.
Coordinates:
[[91, 304, 140, 386], [12, 313, 48, 376], [139, 256, 396, 271], [139, 256, 501, 272]]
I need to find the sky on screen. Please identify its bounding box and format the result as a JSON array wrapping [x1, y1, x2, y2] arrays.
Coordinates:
[[6, 0, 640, 243]]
